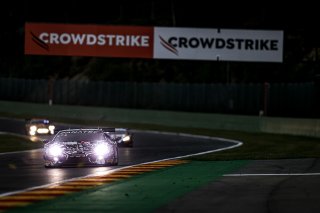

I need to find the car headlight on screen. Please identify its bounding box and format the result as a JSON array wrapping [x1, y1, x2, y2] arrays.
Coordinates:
[[122, 135, 131, 142], [29, 131, 36, 136], [94, 143, 110, 156], [48, 125, 55, 134], [30, 125, 37, 132], [48, 144, 63, 157], [49, 125, 55, 131]]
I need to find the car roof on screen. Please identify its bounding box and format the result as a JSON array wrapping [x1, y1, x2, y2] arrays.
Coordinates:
[[28, 119, 50, 123], [28, 118, 49, 120], [58, 129, 103, 133]]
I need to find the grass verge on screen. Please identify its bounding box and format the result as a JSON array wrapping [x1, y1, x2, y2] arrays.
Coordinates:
[[1, 115, 320, 160], [36, 117, 320, 160], [182, 128, 320, 161], [0, 134, 42, 153]]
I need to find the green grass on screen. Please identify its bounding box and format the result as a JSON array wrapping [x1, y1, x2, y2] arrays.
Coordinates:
[[181, 129, 320, 161], [0, 134, 43, 153], [116, 124, 320, 161]]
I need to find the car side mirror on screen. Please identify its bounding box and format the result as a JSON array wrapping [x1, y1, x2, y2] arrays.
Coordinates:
[[42, 139, 49, 144]]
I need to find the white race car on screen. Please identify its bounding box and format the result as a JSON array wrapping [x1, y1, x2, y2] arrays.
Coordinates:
[[25, 118, 55, 136], [104, 128, 133, 147], [43, 129, 118, 168]]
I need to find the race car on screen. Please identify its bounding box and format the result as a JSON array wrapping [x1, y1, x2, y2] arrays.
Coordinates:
[[104, 128, 133, 147], [25, 118, 55, 136], [43, 129, 118, 168]]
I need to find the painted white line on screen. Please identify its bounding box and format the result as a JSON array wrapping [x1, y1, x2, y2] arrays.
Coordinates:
[[224, 173, 320, 177], [0, 131, 29, 139], [0, 117, 25, 122], [0, 130, 242, 198], [0, 131, 43, 155], [134, 130, 242, 145], [130, 130, 243, 161], [0, 148, 42, 156]]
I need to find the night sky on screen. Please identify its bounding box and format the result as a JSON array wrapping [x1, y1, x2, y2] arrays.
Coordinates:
[[0, 1, 319, 82], [2, 1, 319, 30], [2, 1, 319, 53]]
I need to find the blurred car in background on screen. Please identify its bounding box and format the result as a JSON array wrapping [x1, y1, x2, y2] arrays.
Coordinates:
[[25, 118, 55, 136], [104, 128, 133, 147], [43, 128, 118, 168]]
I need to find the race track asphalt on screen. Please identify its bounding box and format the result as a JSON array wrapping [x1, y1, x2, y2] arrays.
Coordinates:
[[0, 117, 235, 195], [157, 159, 320, 213], [2, 117, 319, 213]]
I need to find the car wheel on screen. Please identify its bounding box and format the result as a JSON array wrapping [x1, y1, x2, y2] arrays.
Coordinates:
[[108, 149, 118, 166], [109, 161, 118, 166]]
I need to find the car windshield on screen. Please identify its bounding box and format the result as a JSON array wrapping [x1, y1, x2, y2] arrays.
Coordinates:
[[30, 120, 50, 124], [53, 130, 105, 142]]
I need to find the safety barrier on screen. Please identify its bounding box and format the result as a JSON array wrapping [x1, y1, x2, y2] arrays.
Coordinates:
[[0, 78, 316, 118], [0, 100, 319, 138]]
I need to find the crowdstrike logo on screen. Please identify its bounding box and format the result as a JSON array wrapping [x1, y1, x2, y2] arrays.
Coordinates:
[[34, 32, 150, 47], [159, 35, 178, 56], [30, 32, 49, 51]]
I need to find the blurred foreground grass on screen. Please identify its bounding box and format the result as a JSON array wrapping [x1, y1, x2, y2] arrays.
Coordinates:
[[0, 134, 42, 153]]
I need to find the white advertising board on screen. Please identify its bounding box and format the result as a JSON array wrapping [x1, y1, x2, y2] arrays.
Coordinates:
[[154, 27, 283, 62]]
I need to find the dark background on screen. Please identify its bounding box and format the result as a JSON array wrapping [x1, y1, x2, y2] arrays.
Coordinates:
[[1, 0, 319, 83]]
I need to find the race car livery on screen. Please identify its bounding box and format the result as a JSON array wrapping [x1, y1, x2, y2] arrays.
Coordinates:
[[104, 128, 134, 147], [43, 129, 118, 168]]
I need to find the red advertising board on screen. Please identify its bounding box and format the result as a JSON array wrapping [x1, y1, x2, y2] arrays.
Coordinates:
[[25, 23, 154, 58], [25, 23, 283, 62]]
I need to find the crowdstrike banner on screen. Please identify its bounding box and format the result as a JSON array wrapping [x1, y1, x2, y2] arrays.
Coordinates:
[[25, 23, 283, 62], [154, 27, 283, 62], [25, 23, 154, 58]]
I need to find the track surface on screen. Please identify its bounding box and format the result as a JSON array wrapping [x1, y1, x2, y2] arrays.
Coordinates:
[[0, 117, 234, 195], [1, 118, 320, 213], [158, 158, 320, 213]]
